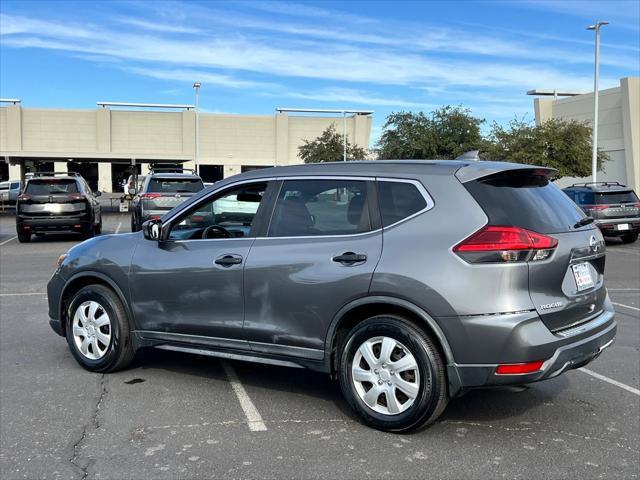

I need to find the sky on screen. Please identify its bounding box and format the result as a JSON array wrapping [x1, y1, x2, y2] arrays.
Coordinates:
[[1, 0, 639, 144]]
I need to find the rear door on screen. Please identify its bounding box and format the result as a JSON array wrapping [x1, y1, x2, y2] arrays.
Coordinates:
[[242, 177, 382, 358], [464, 169, 606, 333]]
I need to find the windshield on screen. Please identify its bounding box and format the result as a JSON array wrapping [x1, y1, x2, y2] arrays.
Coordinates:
[[26, 179, 79, 195], [147, 177, 204, 193], [595, 191, 639, 204]]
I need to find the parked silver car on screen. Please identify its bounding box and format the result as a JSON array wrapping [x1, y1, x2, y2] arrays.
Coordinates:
[[0, 180, 21, 207], [47, 160, 616, 432]]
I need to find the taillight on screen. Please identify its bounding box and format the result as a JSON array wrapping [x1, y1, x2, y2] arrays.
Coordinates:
[[453, 226, 558, 263], [583, 204, 609, 211], [141, 193, 162, 199], [18, 194, 32, 201]]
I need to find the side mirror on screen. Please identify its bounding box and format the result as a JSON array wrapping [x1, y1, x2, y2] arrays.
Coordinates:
[[128, 187, 137, 196], [95, 190, 102, 197], [142, 219, 162, 241]]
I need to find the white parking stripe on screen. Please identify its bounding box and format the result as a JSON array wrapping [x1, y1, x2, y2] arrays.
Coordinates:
[[579, 368, 640, 396], [0, 292, 46, 296], [115, 221, 122, 234], [221, 361, 267, 432], [0, 236, 17, 246], [613, 302, 640, 312]]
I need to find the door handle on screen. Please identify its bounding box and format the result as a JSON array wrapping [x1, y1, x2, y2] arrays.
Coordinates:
[[332, 252, 367, 264], [214, 254, 243, 267]]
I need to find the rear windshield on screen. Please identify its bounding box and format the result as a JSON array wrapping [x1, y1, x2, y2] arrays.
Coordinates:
[[464, 170, 586, 234], [147, 177, 204, 193], [595, 191, 639, 204], [25, 179, 79, 195]]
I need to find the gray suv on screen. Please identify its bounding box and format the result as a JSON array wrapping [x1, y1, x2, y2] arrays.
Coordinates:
[[47, 161, 616, 432]]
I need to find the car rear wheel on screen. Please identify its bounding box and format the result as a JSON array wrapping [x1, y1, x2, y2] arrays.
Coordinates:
[[621, 232, 638, 244], [17, 230, 31, 243], [66, 284, 135, 373], [338, 315, 448, 432]]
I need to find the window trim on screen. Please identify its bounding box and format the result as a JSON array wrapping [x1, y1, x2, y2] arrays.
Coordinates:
[[162, 175, 434, 242]]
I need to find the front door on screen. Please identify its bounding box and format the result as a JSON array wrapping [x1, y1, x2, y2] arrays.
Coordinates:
[[243, 178, 383, 359], [130, 181, 271, 349]]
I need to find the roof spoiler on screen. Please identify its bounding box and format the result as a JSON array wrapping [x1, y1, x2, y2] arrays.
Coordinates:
[[455, 162, 557, 183], [455, 150, 480, 161]]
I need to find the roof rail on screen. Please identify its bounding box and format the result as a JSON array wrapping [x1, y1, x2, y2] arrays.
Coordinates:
[[25, 171, 82, 178], [148, 166, 197, 174], [569, 181, 624, 187], [455, 150, 480, 161]]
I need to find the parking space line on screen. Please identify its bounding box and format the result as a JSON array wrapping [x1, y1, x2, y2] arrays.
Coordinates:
[[221, 361, 267, 432], [0, 235, 17, 246], [579, 368, 640, 396], [613, 302, 640, 312], [0, 292, 46, 296], [114, 221, 122, 234]]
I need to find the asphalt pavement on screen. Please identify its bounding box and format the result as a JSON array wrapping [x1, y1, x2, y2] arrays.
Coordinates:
[[0, 212, 638, 479]]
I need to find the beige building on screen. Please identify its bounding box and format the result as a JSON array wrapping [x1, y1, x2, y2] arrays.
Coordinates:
[[533, 77, 639, 193], [0, 104, 373, 192]]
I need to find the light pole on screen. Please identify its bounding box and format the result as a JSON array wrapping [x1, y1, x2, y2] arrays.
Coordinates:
[[343, 111, 347, 162], [193, 82, 201, 175], [587, 21, 608, 183]]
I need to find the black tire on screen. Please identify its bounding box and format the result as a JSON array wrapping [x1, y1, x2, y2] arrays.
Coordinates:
[[65, 284, 135, 373], [83, 227, 94, 240], [130, 215, 138, 232], [621, 232, 638, 244], [95, 221, 102, 235], [17, 230, 31, 243], [338, 315, 448, 433]]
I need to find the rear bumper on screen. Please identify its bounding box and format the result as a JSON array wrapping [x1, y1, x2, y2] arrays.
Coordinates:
[[594, 217, 640, 235], [17, 214, 91, 232], [447, 300, 617, 394]]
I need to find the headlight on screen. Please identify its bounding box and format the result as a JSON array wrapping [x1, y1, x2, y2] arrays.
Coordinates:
[[57, 254, 68, 267]]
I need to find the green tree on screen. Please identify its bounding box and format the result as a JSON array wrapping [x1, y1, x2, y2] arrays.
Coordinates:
[[483, 118, 608, 177], [376, 106, 485, 159], [298, 124, 368, 163]]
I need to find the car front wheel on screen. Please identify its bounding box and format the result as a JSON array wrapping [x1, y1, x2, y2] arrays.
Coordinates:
[[338, 315, 448, 433], [66, 284, 135, 373]]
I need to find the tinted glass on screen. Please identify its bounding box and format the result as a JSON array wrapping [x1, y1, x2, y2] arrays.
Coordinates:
[[11, 182, 20, 189], [465, 170, 586, 234], [26, 179, 79, 195], [269, 180, 371, 237], [378, 181, 427, 226], [595, 191, 639, 204], [148, 177, 204, 193], [169, 183, 266, 240], [566, 190, 595, 205]]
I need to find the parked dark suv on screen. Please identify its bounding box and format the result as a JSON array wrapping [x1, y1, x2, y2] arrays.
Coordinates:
[[16, 172, 102, 243], [563, 182, 640, 243], [130, 168, 204, 231], [47, 161, 616, 432]]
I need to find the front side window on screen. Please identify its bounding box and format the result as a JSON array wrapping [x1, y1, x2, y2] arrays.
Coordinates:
[[269, 179, 371, 237], [169, 183, 267, 240]]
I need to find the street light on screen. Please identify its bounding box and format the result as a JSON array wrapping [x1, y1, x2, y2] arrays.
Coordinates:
[[587, 21, 609, 183], [193, 82, 201, 175]]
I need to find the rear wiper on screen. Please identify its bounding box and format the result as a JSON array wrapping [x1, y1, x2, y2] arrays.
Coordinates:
[[574, 217, 595, 229]]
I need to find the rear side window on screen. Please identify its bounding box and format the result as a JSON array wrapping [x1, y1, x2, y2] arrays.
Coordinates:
[[595, 191, 639, 204], [25, 179, 79, 195], [378, 181, 427, 226], [464, 170, 585, 234], [269, 179, 371, 237], [148, 178, 204, 193]]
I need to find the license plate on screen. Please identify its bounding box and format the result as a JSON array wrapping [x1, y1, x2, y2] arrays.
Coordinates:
[[617, 223, 630, 231], [572, 262, 595, 291]]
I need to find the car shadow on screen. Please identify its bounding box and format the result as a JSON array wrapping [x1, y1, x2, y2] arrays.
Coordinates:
[[132, 348, 567, 428]]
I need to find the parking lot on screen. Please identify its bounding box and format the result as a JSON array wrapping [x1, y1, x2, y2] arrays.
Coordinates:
[[0, 211, 638, 479]]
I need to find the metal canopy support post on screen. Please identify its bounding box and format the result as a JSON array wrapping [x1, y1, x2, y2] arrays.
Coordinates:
[[343, 111, 347, 162]]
